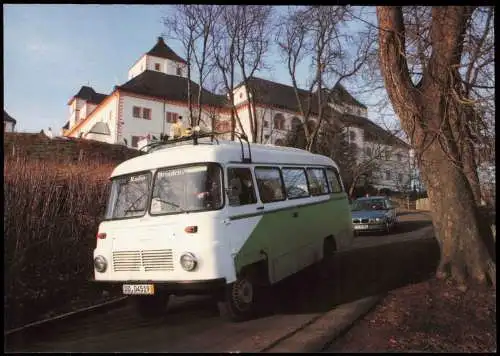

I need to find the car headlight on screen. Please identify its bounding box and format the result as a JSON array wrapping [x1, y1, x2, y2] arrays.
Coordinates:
[[375, 217, 385, 222], [94, 255, 108, 273], [180, 252, 198, 271]]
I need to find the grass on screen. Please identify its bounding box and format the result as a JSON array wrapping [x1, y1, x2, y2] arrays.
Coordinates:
[[4, 156, 118, 330]]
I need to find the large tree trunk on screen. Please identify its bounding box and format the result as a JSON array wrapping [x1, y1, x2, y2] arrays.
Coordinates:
[[377, 6, 495, 287], [418, 136, 495, 287]]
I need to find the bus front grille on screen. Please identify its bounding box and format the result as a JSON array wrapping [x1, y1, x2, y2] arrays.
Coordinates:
[[112, 250, 174, 272]]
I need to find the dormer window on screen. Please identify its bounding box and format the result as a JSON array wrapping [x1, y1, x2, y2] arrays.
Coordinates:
[[155, 63, 161, 71]]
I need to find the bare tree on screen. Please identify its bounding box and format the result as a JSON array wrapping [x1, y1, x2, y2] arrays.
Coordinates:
[[377, 6, 495, 287], [163, 5, 197, 126], [277, 6, 375, 151], [163, 5, 221, 128], [211, 5, 273, 142]]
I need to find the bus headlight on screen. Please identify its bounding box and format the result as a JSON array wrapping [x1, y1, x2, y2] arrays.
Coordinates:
[[94, 255, 108, 273], [180, 253, 198, 271]]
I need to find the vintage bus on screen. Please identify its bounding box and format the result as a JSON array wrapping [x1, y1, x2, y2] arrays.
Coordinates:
[[92, 132, 353, 321]]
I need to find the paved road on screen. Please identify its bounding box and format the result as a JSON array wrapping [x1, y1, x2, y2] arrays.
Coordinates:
[[6, 212, 437, 353]]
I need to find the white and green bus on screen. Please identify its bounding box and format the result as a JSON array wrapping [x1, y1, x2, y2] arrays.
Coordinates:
[[92, 133, 353, 321]]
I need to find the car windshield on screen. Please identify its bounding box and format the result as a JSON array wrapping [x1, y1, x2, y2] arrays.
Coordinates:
[[351, 199, 387, 211], [150, 163, 223, 215], [105, 172, 151, 220]]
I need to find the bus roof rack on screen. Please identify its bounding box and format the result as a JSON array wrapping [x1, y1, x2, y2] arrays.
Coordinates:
[[139, 129, 252, 164]]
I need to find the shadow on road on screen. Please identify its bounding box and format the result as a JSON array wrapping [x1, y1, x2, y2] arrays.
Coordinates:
[[266, 233, 439, 316]]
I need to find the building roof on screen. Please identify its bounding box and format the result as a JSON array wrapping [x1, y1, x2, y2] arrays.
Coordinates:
[[338, 113, 410, 149], [241, 77, 367, 117], [4, 110, 16, 124], [68, 86, 108, 105], [241, 77, 407, 149], [330, 83, 367, 109], [147, 37, 187, 64], [116, 70, 228, 107], [88, 122, 111, 135]]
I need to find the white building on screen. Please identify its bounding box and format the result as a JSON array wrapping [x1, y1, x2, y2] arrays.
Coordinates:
[[62, 37, 411, 192], [4, 110, 16, 132]]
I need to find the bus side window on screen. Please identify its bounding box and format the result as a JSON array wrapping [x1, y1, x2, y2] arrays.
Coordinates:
[[326, 167, 343, 193], [227, 167, 257, 206], [254, 167, 286, 203]]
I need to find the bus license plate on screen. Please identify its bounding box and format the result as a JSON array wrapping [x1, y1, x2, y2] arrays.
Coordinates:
[[354, 225, 369, 230], [122, 284, 155, 295]]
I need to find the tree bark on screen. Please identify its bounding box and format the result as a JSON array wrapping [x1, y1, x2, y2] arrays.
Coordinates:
[[377, 6, 495, 287]]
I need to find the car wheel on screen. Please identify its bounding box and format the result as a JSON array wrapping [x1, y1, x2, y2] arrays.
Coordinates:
[[132, 294, 170, 318], [218, 276, 257, 322]]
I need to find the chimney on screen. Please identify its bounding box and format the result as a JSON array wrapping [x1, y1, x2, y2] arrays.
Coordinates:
[[157, 36, 164, 44]]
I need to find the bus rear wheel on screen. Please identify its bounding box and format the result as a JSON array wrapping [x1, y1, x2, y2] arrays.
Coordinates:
[[218, 277, 257, 322], [132, 294, 170, 318]]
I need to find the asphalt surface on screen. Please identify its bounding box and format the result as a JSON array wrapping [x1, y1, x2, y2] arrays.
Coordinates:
[[6, 212, 438, 353]]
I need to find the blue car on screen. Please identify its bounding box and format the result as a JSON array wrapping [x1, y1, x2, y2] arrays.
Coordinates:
[[351, 196, 398, 234]]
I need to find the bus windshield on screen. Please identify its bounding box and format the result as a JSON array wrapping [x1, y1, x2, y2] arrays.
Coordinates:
[[150, 163, 223, 215], [105, 172, 152, 220]]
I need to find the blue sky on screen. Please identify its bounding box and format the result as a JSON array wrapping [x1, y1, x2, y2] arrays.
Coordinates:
[[4, 4, 390, 133]]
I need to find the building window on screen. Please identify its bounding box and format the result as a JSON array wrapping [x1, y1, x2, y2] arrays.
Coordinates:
[[155, 63, 161, 71], [176, 66, 182, 76], [385, 170, 391, 180], [396, 153, 402, 162], [306, 120, 317, 133], [142, 108, 151, 120], [385, 149, 392, 160], [273, 113, 285, 130], [275, 139, 285, 146], [131, 135, 141, 148], [282, 168, 309, 199], [291, 117, 302, 131], [365, 146, 372, 157], [349, 130, 356, 141], [166, 112, 179, 123], [254, 167, 286, 203], [398, 173, 404, 182], [349, 142, 359, 155], [215, 119, 231, 132], [133, 106, 141, 118], [239, 92, 243, 99], [264, 134, 270, 140], [263, 120, 269, 128]]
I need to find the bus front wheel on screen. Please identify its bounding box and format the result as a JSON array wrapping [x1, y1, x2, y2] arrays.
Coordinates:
[[132, 294, 170, 318], [218, 277, 257, 322]]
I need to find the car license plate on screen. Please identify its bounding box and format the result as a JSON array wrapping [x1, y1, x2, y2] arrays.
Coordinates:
[[354, 224, 369, 230], [122, 284, 155, 295]]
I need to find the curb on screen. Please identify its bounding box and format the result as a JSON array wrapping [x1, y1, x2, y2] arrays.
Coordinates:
[[263, 294, 384, 353], [4, 296, 128, 338]]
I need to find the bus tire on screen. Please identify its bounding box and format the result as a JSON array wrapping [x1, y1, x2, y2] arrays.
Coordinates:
[[318, 236, 337, 280], [132, 294, 169, 318], [218, 275, 257, 322]]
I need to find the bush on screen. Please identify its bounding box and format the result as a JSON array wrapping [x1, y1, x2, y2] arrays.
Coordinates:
[[4, 156, 116, 329]]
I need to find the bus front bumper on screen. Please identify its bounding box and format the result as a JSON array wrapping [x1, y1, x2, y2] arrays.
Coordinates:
[[90, 278, 227, 296]]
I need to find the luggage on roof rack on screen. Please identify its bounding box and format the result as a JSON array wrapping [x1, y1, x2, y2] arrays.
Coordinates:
[[139, 127, 252, 163]]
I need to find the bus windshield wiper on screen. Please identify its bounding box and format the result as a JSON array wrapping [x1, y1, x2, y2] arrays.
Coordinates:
[[153, 198, 186, 213]]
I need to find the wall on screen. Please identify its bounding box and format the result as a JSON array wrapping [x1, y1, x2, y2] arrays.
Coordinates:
[[128, 55, 147, 80], [416, 198, 431, 211], [4, 121, 15, 132], [3, 132, 141, 164], [67, 96, 118, 144]]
